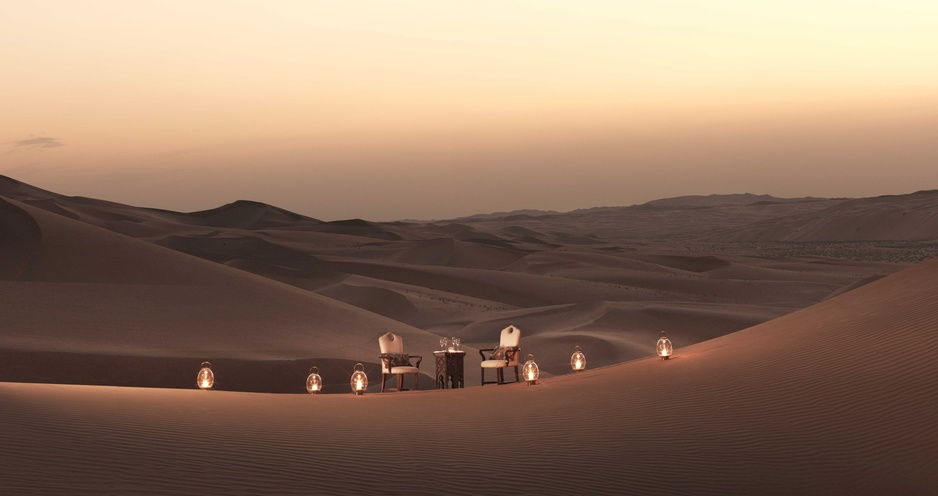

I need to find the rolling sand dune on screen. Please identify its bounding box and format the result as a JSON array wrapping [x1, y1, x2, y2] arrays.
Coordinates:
[[183, 200, 323, 230], [0, 197, 456, 391], [2, 256, 936, 494], [452, 195, 851, 242], [2, 175, 922, 383], [390, 237, 526, 269], [715, 190, 938, 242], [2, 176, 938, 492]]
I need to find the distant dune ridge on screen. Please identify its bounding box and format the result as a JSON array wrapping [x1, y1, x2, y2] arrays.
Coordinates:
[[2, 175, 938, 493]]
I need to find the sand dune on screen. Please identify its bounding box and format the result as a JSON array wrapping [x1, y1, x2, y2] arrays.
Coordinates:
[[0, 197, 453, 391], [716, 190, 938, 242], [390, 237, 526, 269], [3, 175, 938, 492], [2, 175, 920, 386], [183, 200, 323, 230], [2, 256, 936, 494], [453, 196, 850, 242]]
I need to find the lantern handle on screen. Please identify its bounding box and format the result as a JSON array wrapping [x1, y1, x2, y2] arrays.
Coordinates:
[[309, 366, 319, 375], [353, 362, 364, 372], [525, 353, 535, 361], [201, 361, 211, 369]]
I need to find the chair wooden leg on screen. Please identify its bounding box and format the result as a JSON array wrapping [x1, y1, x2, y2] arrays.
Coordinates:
[[497, 368, 504, 384], [397, 373, 403, 391], [514, 366, 519, 383], [481, 368, 485, 386], [381, 373, 387, 393], [413, 372, 419, 390]]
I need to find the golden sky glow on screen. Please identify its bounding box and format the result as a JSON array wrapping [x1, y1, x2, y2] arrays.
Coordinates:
[[2, 1, 936, 220]]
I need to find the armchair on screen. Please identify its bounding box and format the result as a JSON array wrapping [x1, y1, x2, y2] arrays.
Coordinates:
[[378, 332, 422, 392], [479, 325, 522, 385]]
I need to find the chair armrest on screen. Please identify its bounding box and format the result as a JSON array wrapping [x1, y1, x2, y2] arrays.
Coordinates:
[[379, 353, 421, 369], [479, 348, 495, 360], [506, 347, 520, 363]]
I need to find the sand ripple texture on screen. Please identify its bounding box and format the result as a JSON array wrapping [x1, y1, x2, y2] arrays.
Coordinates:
[[3, 257, 938, 494]]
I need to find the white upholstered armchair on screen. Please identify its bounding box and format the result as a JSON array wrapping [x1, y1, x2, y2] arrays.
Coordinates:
[[378, 332, 422, 392], [479, 325, 522, 385]]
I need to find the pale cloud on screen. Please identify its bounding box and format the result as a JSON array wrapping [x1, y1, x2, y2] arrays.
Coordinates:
[[8, 137, 63, 149]]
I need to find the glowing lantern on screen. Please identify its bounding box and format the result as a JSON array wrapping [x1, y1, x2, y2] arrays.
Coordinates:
[[657, 331, 673, 360], [306, 366, 323, 394], [197, 361, 214, 390], [571, 346, 586, 372], [350, 363, 368, 395], [522, 354, 539, 385]]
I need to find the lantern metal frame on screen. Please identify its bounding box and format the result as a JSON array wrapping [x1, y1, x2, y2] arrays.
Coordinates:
[[306, 366, 323, 394], [350, 363, 368, 395]]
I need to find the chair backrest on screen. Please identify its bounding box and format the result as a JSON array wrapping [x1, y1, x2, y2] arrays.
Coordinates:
[[379, 332, 404, 355], [499, 325, 521, 347]]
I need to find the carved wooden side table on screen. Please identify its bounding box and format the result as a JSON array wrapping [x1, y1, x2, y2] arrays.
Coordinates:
[[433, 350, 466, 389]]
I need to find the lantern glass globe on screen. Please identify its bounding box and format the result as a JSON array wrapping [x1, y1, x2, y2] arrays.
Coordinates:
[[522, 354, 539, 385], [197, 362, 214, 390], [306, 366, 323, 394], [350, 363, 368, 395], [656, 332, 673, 359], [571, 346, 586, 372]]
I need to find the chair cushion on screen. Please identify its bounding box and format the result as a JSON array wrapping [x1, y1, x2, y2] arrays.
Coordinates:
[[389, 366, 420, 374], [481, 360, 509, 368], [489, 346, 511, 360], [385, 353, 412, 367]]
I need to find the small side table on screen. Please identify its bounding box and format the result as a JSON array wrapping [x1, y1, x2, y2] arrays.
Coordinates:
[[433, 350, 466, 389]]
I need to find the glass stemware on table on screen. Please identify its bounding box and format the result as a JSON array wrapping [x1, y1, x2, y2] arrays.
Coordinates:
[[440, 337, 460, 352]]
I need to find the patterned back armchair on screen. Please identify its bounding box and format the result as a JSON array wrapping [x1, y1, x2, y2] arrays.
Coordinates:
[[479, 325, 522, 385], [378, 332, 422, 392]]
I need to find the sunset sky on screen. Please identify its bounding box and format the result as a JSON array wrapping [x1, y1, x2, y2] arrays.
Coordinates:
[[2, 1, 936, 220]]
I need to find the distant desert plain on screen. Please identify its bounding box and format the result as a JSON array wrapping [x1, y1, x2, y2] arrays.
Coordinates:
[[2, 174, 937, 494]]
